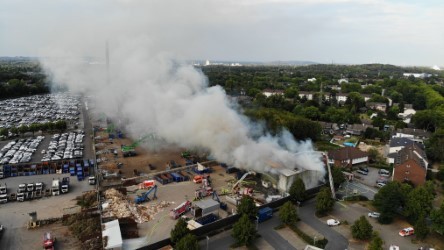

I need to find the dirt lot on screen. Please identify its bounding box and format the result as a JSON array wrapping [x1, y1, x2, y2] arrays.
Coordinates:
[[94, 130, 186, 178]]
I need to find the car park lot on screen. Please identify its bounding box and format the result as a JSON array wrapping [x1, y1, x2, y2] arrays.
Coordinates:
[[354, 166, 391, 189], [0, 136, 45, 164], [0, 173, 94, 250], [329, 201, 423, 250], [0, 93, 81, 130]]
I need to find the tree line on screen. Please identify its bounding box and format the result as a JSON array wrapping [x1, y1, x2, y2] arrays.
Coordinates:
[[0, 120, 67, 138]]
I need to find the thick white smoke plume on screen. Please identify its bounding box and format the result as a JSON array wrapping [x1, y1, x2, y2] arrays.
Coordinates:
[[38, 1, 325, 175], [42, 47, 324, 175]]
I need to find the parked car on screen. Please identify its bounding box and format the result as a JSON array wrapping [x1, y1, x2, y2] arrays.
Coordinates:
[[327, 219, 340, 226], [399, 227, 414, 236], [379, 169, 390, 177], [376, 178, 388, 184], [359, 166, 369, 172], [376, 182, 386, 188], [368, 212, 381, 218], [357, 169, 368, 175]]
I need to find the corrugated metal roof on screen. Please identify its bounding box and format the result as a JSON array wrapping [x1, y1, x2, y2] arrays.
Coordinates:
[[193, 198, 219, 209], [102, 219, 123, 249]]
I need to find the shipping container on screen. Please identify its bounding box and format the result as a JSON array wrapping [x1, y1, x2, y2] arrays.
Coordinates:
[[170, 172, 184, 182], [257, 207, 273, 223]]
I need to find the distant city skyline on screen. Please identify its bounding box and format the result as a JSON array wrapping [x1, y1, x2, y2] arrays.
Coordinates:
[[1, 0, 443, 67]]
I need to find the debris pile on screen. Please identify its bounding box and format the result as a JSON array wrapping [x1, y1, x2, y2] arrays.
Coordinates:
[[103, 188, 172, 223]]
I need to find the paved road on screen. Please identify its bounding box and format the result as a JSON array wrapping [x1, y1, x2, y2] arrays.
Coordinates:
[[199, 215, 296, 250], [299, 199, 349, 250]]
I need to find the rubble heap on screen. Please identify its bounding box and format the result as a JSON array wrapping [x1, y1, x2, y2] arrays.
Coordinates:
[[103, 188, 172, 223]]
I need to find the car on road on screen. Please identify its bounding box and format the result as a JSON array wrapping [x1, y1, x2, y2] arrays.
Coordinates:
[[399, 227, 414, 236], [368, 212, 380, 218], [327, 219, 340, 226]]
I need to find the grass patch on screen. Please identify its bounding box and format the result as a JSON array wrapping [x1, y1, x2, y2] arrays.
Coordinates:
[[315, 140, 340, 151], [288, 224, 328, 249]]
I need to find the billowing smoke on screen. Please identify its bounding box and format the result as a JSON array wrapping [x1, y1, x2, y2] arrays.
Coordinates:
[[41, 46, 324, 175], [38, 1, 325, 176]]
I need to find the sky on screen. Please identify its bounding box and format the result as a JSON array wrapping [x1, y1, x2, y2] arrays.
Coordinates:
[[1, 0, 443, 66]]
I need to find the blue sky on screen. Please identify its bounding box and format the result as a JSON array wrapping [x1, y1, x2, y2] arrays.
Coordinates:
[[0, 0, 443, 66]]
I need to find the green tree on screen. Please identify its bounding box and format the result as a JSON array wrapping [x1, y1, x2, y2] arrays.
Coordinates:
[[351, 216, 373, 240], [425, 129, 444, 162], [0, 128, 8, 137], [284, 87, 299, 99], [232, 214, 257, 246], [431, 202, 444, 235], [373, 182, 411, 224], [331, 166, 346, 189], [170, 218, 190, 244], [9, 126, 18, 136], [55, 120, 67, 131], [415, 214, 429, 240], [175, 234, 199, 250], [302, 106, 321, 120], [237, 196, 258, 218], [18, 124, 29, 136], [404, 186, 434, 222], [29, 123, 40, 136], [279, 201, 298, 225], [315, 187, 335, 216], [367, 232, 384, 250], [289, 178, 306, 202]]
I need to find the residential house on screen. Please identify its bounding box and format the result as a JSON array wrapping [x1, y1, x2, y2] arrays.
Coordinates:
[[318, 121, 335, 135], [298, 91, 315, 101], [392, 144, 428, 186], [328, 147, 369, 168], [262, 89, 284, 97], [386, 137, 424, 164], [366, 102, 387, 112], [393, 128, 431, 144], [345, 124, 375, 136], [307, 78, 316, 82], [338, 78, 349, 84], [397, 107, 416, 124]]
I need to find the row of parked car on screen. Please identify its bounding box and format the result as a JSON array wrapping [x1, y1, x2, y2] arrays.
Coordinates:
[[0, 93, 80, 130], [41, 131, 85, 161], [355, 166, 391, 188], [0, 136, 45, 164]]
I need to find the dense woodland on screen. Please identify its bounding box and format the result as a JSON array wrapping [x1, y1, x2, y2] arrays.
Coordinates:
[[0, 58, 50, 98], [201, 64, 444, 162]]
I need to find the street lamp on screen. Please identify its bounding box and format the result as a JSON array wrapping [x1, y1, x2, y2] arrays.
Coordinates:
[[255, 216, 259, 230], [206, 236, 210, 250], [313, 235, 317, 246]]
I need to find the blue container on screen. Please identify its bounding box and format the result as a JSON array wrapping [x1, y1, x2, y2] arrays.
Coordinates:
[[196, 214, 219, 225], [170, 172, 184, 182], [109, 134, 115, 139], [257, 207, 273, 223], [69, 167, 76, 176], [118, 132, 123, 139]]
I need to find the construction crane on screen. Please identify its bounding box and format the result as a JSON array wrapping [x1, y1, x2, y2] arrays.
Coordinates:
[[135, 185, 158, 204], [212, 191, 227, 210], [231, 171, 255, 194], [121, 134, 154, 157]]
